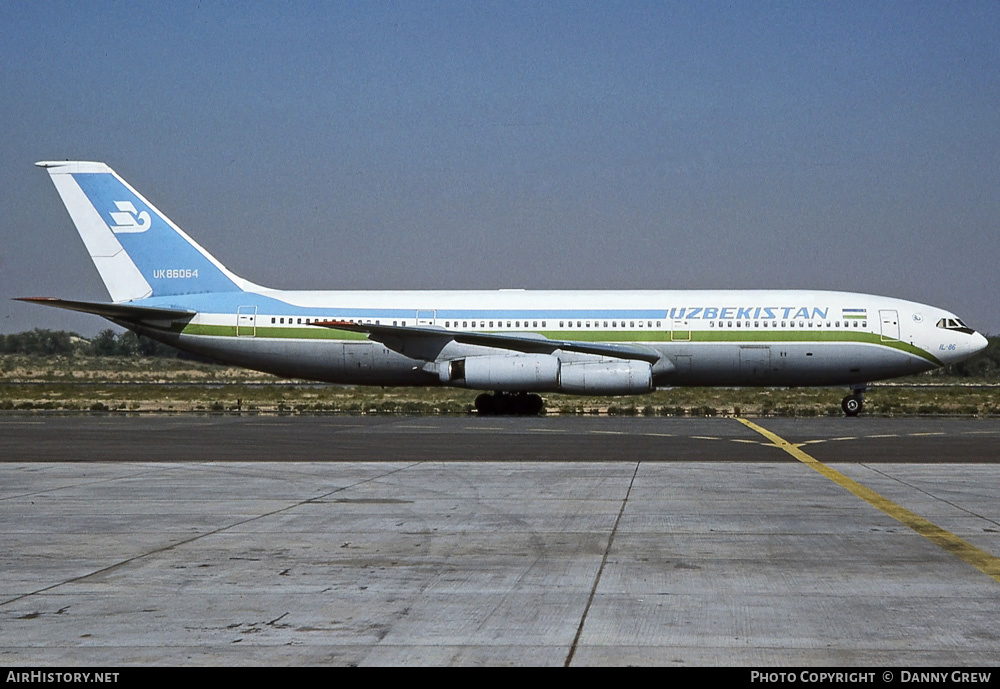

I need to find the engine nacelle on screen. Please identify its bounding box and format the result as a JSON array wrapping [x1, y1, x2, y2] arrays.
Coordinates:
[[440, 354, 560, 391], [440, 354, 654, 395], [559, 360, 653, 395]]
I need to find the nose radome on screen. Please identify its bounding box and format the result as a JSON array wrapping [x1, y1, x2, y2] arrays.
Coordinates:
[[971, 332, 989, 354]]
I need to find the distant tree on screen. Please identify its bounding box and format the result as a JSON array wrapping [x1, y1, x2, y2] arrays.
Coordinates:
[[0, 329, 78, 355], [90, 329, 122, 356]]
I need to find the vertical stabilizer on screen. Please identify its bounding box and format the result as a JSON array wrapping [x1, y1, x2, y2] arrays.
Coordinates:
[[36, 161, 247, 302]]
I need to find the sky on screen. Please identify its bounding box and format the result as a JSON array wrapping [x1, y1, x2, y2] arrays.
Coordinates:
[[2, 1, 998, 336]]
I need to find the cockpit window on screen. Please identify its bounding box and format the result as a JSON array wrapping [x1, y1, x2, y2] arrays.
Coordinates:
[[936, 318, 975, 335]]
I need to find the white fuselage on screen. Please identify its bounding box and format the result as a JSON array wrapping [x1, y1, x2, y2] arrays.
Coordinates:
[[134, 287, 984, 391]]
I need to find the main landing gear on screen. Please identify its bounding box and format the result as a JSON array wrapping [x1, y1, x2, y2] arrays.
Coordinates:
[[841, 385, 867, 417], [474, 391, 545, 416]]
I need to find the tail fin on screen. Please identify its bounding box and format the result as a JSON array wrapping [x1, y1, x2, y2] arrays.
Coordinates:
[[36, 161, 249, 302]]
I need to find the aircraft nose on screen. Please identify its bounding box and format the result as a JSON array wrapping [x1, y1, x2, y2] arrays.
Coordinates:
[[970, 331, 989, 355]]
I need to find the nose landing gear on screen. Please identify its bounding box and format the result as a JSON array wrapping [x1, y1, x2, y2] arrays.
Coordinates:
[[841, 385, 867, 417]]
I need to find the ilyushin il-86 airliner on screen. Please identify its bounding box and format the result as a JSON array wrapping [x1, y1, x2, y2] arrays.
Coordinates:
[[20, 161, 988, 416]]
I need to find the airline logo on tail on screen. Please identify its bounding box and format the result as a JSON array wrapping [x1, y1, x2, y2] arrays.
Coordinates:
[[109, 201, 151, 233]]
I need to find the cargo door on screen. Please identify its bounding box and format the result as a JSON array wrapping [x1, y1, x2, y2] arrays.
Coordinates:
[[739, 345, 771, 378]]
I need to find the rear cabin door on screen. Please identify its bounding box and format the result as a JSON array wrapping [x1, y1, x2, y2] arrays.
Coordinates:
[[237, 305, 257, 337]]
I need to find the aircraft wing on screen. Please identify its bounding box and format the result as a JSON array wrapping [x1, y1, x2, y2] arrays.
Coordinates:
[[15, 297, 196, 324], [311, 320, 662, 364]]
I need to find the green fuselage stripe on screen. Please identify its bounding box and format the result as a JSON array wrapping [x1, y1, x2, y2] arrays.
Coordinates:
[[167, 323, 942, 366]]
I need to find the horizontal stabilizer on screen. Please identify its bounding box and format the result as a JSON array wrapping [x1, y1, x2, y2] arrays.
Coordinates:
[[15, 297, 195, 323], [312, 320, 663, 363]]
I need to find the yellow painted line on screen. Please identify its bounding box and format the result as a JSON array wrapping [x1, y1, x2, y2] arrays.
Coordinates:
[[643, 433, 674, 438], [866, 434, 899, 439], [737, 418, 1000, 584], [690, 435, 721, 440], [591, 430, 627, 435], [911, 432, 946, 437]]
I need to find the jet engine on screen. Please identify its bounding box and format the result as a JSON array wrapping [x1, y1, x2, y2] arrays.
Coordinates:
[[439, 354, 654, 395]]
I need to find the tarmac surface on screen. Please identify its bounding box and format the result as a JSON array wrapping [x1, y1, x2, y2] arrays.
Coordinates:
[[1, 414, 999, 666]]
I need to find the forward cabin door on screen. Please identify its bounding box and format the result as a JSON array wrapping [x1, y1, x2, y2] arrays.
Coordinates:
[[879, 310, 899, 341]]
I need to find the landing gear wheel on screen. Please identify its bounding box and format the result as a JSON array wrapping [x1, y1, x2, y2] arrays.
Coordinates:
[[523, 393, 544, 416], [475, 393, 495, 416], [841, 395, 863, 417], [473, 392, 545, 416]]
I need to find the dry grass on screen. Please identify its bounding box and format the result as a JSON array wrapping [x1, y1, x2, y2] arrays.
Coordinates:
[[1, 354, 997, 416]]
